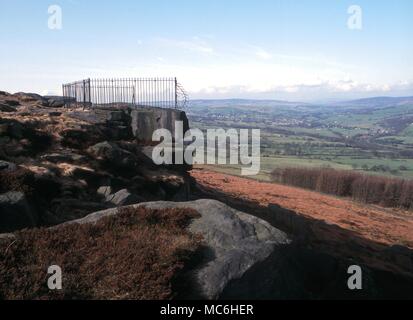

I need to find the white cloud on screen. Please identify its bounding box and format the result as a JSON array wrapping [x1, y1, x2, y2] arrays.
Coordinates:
[[41, 89, 59, 96], [255, 47, 272, 60], [113, 59, 413, 101]]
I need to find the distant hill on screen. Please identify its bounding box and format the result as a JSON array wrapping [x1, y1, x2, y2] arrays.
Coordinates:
[[188, 99, 308, 109], [189, 96, 413, 109], [331, 96, 413, 108]]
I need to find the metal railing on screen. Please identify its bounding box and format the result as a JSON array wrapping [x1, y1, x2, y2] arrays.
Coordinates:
[[62, 78, 188, 109]]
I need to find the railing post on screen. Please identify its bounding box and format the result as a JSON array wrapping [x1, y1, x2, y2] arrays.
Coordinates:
[[62, 84, 65, 108], [83, 79, 86, 106], [88, 78, 91, 107], [174, 77, 178, 109]]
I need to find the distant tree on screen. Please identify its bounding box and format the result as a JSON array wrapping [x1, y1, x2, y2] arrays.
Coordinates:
[[270, 166, 413, 209]]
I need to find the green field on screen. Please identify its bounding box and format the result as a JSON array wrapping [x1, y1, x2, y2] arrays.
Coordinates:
[[188, 98, 413, 181]]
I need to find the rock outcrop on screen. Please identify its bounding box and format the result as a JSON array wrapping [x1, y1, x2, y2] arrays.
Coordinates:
[[0, 91, 192, 231], [65, 199, 291, 299], [131, 107, 189, 142], [43, 96, 68, 108]]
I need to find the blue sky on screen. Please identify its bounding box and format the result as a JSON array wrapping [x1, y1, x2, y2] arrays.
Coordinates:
[[0, 0, 412, 101]]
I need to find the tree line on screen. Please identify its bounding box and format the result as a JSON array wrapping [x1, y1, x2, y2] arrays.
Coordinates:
[[271, 167, 413, 209]]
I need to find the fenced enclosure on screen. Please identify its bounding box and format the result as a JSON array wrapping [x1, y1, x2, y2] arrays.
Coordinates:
[[62, 78, 188, 109]]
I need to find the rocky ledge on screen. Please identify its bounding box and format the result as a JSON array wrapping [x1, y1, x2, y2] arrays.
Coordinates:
[[66, 199, 291, 299], [0, 199, 291, 299], [0, 91, 190, 232]]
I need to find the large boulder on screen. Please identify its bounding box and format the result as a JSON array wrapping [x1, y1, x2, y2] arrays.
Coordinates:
[[139, 168, 190, 200], [130, 107, 189, 142], [0, 192, 38, 233], [88, 141, 138, 168], [66, 199, 290, 299], [44, 96, 67, 108], [96, 109, 133, 140]]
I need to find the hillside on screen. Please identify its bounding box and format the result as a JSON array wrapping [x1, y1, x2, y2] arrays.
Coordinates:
[[191, 168, 413, 278], [331, 96, 413, 108], [191, 168, 413, 247]]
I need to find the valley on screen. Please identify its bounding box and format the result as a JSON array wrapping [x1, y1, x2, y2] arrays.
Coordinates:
[[187, 97, 413, 180]]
